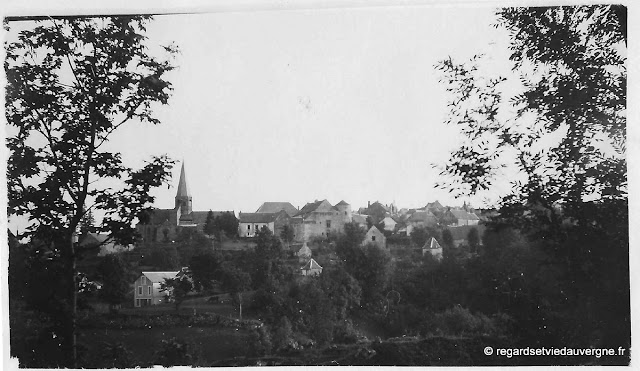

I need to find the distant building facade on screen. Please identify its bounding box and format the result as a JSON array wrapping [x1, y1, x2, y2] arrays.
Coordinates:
[[362, 226, 387, 249], [238, 210, 291, 237], [293, 199, 352, 241]]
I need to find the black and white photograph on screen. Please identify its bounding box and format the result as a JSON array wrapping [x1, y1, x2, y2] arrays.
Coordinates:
[[3, 0, 631, 367]]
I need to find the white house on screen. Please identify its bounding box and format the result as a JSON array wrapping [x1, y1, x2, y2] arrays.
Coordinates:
[[133, 271, 179, 307], [300, 258, 323, 276], [422, 237, 443, 261], [380, 216, 398, 232]]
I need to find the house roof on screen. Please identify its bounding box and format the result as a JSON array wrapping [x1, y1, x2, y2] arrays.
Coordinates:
[[301, 258, 322, 271], [366, 226, 384, 235], [142, 271, 180, 283], [255, 202, 298, 217], [423, 237, 442, 250], [425, 201, 443, 210], [407, 211, 437, 223], [80, 232, 109, 246], [336, 200, 350, 206], [239, 211, 287, 223], [297, 242, 312, 257], [295, 199, 336, 217], [449, 209, 480, 221], [352, 214, 367, 224]]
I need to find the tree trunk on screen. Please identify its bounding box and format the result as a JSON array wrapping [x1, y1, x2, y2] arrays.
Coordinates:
[[62, 232, 78, 367]]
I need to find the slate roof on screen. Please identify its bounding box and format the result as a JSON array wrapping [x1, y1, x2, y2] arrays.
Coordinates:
[[352, 214, 368, 225], [295, 200, 336, 217], [190, 211, 236, 225], [449, 209, 480, 221], [423, 237, 442, 250], [336, 200, 350, 206], [149, 208, 176, 225], [79, 233, 109, 246], [407, 211, 437, 223], [239, 211, 286, 223], [256, 202, 298, 217], [142, 271, 180, 283], [301, 258, 322, 271]]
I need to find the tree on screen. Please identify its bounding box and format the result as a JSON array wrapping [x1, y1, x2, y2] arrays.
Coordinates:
[[220, 265, 251, 320], [467, 227, 480, 253], [97, 254, 131, 312], [161, 274, 193, 311], [280, 224, 295, 248], [436, 5, 628, 351], [149, 245, 180, 270], [6, 16, 177, 366], [189, 253, 220, 292], [441, 229, 454, 249], [203, 210, 216, 237]]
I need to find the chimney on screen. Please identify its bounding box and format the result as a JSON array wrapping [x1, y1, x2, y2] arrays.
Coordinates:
[[368, 201, 370, 208]]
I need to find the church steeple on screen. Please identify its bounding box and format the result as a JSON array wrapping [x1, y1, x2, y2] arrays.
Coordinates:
[[175, 161, 192, 215]]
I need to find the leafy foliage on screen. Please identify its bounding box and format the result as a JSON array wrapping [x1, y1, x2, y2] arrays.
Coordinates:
[[161, 274, 193, 310], [5, 16, 178, 366], [97, 254, 132, 311]]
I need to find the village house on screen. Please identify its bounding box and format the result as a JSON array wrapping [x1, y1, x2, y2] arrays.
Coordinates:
[[447, 225, 486, 247], [135, 162, 235, 243], [405, 210, 438, 236], [423, 237, 443, 261], [380, 215, 399, 232], [133, 271, 180, 307], [444, 208, 480, 227], [362, 226, 387, 249], [351, 214, 369, 229], [300, 258, 323, 276], [293, 199, 352, 241], [238, 210, 292, 237], [255, 202, 299, 217]]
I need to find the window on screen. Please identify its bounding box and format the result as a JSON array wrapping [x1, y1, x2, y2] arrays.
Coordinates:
[[326, 220, 331, 228], [141, 276, 146, 285], [148, 286, 152, 295], [345, 211, 347, 215], [372, 236, 376, 241], [136, 299, 140, 307], [247, 224, 250, 230], [138, 286, 142, 295]]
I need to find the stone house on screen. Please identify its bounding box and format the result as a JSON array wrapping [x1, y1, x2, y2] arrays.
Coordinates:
[[380, 216, 399, 232], [133, 271, 179, 307], [238, 210, 291, 238], [405, 210, 438, 236], [444, 209, 480, 227], [293, 199, 352, 241], [362, 226, 386, 249]]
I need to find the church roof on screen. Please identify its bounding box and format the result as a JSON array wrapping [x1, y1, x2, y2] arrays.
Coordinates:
[[190, 211, 235, 225], [255, 202, 298, 217], [176, 162, 190, 198], [148, 208, 176, 225]]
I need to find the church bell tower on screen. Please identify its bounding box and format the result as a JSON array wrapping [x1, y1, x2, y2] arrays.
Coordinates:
[[175, 161, 193, 216]]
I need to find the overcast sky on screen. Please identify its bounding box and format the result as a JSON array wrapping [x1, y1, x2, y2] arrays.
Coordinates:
[[97, 4, 516, 214], [7, 0, 630, 229]]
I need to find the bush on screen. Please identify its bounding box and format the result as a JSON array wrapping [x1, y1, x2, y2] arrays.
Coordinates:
[[155, 337, 196, 367]]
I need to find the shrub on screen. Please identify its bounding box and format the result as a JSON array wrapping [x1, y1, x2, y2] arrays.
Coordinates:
[[155, 337, 196, 367]]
